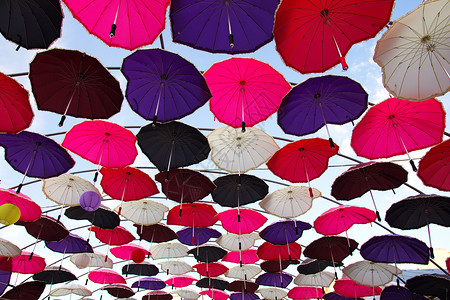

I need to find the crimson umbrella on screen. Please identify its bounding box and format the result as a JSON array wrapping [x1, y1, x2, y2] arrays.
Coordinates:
[[418, 139, 450, 191], [334, 277, 382, 299], [351, 97, 445, 171], [134, 223, 178, 243], [62, 0, 170, 50], [0, 189, 41, 222], [331, 161, 408, 220], [0, 72, 33, 134], [29, 48, 123, 126], [89, 226, 135, 246], [256, 242, 302, 261], [200, 289, 229, 300], [193, 262, 229, 277], [273, 0, 394, 73], [167, 202, 217, 228]]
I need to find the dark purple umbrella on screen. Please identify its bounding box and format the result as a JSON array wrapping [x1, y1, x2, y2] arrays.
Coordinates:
[[380, 285, 427, 300], [45, 233, 93, 254], [297, 258, 342, 275], [227, 280, 259, 294], [0, 270, 11, 295], [0, 131, 75, 193], [261, 260, 299, 273], [132, 277, 166, 290], [177, 227, 221, 246], [102, 283, 135, 298], [259, 220, 311, 245], [32, 266, 77, 284], [170, 0, 279, 54], [323, 292, 363, 300], [122, 263, 159, 277], [134, 223, 178, 243], [255, 272, 293, 288], [230, 293, 259, 300], [360, 235, 430, 265], [278, 75, 368, 148], [121, 48, 211, 123], [1, 280, 46, 300]]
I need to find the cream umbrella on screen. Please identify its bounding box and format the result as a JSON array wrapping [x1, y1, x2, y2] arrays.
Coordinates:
[[374, 0, 450, 101], [256, 287, 287, 300], [151, 242, 189, 260], [171, 288, 200, 299], [159, 260, 193, 275], [294, 271, 335, 287], [70, 252, 113, 269], [113, 199, 168, 225], [226, 265, 261, 281], [50, 282, 92, 297], [342, 260, 402, 287], [0, 238, 21, 257], [216, 233, 260, 251]]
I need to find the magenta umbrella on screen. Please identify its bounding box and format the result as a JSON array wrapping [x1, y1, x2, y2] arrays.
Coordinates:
[[0, 189, 41, 222], [215, 208, 267, 234], [88, 269, 126, 284], [0, 252, 46, 274]]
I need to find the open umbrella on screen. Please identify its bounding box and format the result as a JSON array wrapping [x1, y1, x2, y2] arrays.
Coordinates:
[[323, 292, 362, 300], [188, 245, 227, 263], [230, 293, 259, 300], [226, 265, 262, 281], [110, 243, 149, 260], [160, 260, 192, 275], [351, 97, 445, 171], [334, 277, 382, 298], [342, 261, 401, 287], [215, 208, 267, 234], [132, 277, 166, 290], [167, 202, 217, 228], [165, 275, 198, 288], [418, 139, 450, 191], [256, 242, 302, 261], [261, 260, 299, 274], [256, 287, 287, 300], [374, 0, 450, 101], [259, 220, 311, 245], [1, 281, 46, 300], [170, 0, 278, 54], [216, 233, 259, 252], [204, 57, 291, 131], [171, 288, 200, 300], [0, 189, 41, 222], [0, 72, 33, 134], [278, 75, 368, 148], [0, 252, 46, 274], [70, 253, 113, 269], [273, 0, 394, 73], [45, 233, 93, 254], [405, 274, 450, 300], [135, 223, 178, 243], [0, 238, 20, 258], [223, 249, 259, 265], [89, 226, 135, 246], [62, 0, 170, 50], [256, 272, 292, 288], [151, 242, 189, 260], [297, 258, 342, 275], [88, 269, 126, 284], [143, 290, 173, 300], [197, 277, 229, 290], [177, 227, 221, 246], [122, 263, 159, 277], [288, 286, 324, 300], [33, 266, 77, 284], [121, 48, 211, 122], [200, 289, 229, 300], [29, 48, 123, 126], [102, 283, 135, 298], [293, 271, 334, 287], [0, 270, 11, 295], [380, 285, 428, 300], [50, 282, 92, 297], [113, 199, 168, 225], [227, 280, 259, 294], [193, 262, 229, 277], [65, 205, 120, 229]]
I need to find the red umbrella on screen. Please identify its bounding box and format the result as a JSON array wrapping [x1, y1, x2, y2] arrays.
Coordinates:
[[88, 269, 126, 284], [223, 249, 259, 265], [193, 262, 229, 277], [0, 189, 41, 222], [165, 275, 198, 287], [167, 202, 217, 228], [256, 242, 302, 261], [215, 208, 267, 234], [110, 243, 149, 260], [267, 138, 338, 195], [273, 0, 394, 73], [418, 139, 450, 191], [351, 98, 445, 171], [134, 223, 178, 243], [287, 286, 323, 299], [89, 226, 135, 246], [0, 252, 46, 274], [0, 72, 33, 134], [334, 277, 382, 298]]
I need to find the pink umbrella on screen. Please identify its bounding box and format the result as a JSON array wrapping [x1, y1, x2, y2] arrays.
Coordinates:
[[0, 189, 41, 222], [110, 243, 149, 260], [223, 249, 259, 265], [164, 275, 197, 287], [351, 98, 445, 171], [62, 0, 170, 50], [215, 208, 267, 234], [203, 57, 291, 131], [287, 286, 323, 299], [334, 277, 382, 298], [200, 289, 230, 300], [88, 269, 126, 284], [62, 120, 138, 181], [0, 252, 45, 274]]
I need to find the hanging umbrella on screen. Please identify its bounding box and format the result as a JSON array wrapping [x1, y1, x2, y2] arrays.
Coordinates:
[[215, 208, 267, 234], [256, 272, 292, 288], [273, 0, 394, 73], [293, 271, 334, 287], [223, 249, 259, 265], [288, 286, 324, 300], [0, 189, 41, 222], [177, 227, 221, 246], [89, 226, 135, 246], [165, 275, 198, 288], [137, 121, 211, 172], [188, 245, 227, 263], [132, 277, 166, 290], [351, 97, 445, 171], [204, 57, 291, 131], [70, 253, 113, 269], [0, 270, 11, 295], [200, 289, 229, 300], [216, 233, 259, 252], [1, 281, 46, 300], [380, 285, 428, 300], [278, 75, 368, 148], [256, 242, 302, 261], [121, 48, 211, 122], [193, 262, 229, 277], [29, 48, 123, 126], [110, 244, 149, 260], [230, 293, 259, 300], [65, 205, 120, 229], [170, 0, 278, 54], [297, 258, 342, 275], [122, 263, 159, 277], [32, 266, 77, 284], [102, 283, 135, 298], [171, 288, 200, 300], [227, 280, 259, 294], [342, 261, 401, 287], [0, 0, 62, 50], [159, 260, 192, 275], [331, 161, 408, 220], [167, 202, 217, 228], [197, 278, 229, 291], [45, 233, 93, 254], [88, 269, 126, 284], [385, 194, 450, 258], [334, 277, 382, 298], [405, 274, 450, 300], [0, 72, 33, 134], [150, 242, 189, 260], [135, 223, 178, 243], [0, 238, 20, 258], [259, 220, 311, 245], [374, 0, 450, 101], [256, 287, 287, 300], [143, 290, 174, 300], [323, 292, 363, 300], [0, 131, 75, 192], [208, 126, 279, 173], [0, 252, 46, 274], [418, 139, 450, 191], [50, 282, 92, 297], [267, 138, 338, 195], [113, 199, 169, 225], [226, 265, 262, 281], [259, 186, 320, 218], [62, 0, 170, 50], [261, 260, 299, 273]]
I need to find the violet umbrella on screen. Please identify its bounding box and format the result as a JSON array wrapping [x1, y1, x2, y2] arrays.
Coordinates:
[[323, 292, 363, 300], [230, 293, 259, 300], [255, 272, 293, 288], [278, 75, 368, 148], [121, 48, 211, 122], [259, 220, 312, 245], [170, 0, 279, 54], [0, 270, 11, 295], [0, 131, 75, 193], [45, 233, 94, 254], [132, 277, 166, 290], [380, 285, 428, 300], [177, 227, 221, 246]]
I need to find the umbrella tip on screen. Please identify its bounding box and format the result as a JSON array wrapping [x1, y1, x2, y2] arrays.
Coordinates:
[[229, 34, 234, 48], [409, 159, 417, 172], [58, 115, 66, 127], [376, 211, 381, 222], [110, 24, 117, 37]]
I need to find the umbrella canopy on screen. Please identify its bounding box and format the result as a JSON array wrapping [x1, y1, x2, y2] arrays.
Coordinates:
[[294, 271, 334, 287], [197, 277, 229, 290], [418, 139, 450, 191], [137, 121, 210, 172], [212, 174, 269, 208], [170, 0, 278, 54], [374, 0, 450, 101], [143, 290, 174, 300], [32, 266, 77, 284], [171, 288, 200, 300], [256, 272, 292, 288], [380, 285, 428, 300], [188, 245, 228, 263], [1, 280, 46, 300], [227, 280, 259, 294], [45, 233, 93, 254], [405, 274, 450, 300], [297, 258, 342, 275], [0, 189, 41, 222], [62, 0, 170, 50], [259, 186, 320, 218], [193, 262, 229, 277], [256, 242, 302, 261], [256, 287, 287, 300], [216, 208, 267, 234], [150, 242, 189, 260], [223, 249, 259, 265], [167, 202, 217, 228], [226, 265, 262, 281], [273, 0, 394, 73], [0, 72, 33, 134], [159, 260, 192, 275], [29, 48, 123, 126], [230, 293, 259, 300], [334, 277, 382, 298], [89, 226, 135, 246], [0, 238, 21, 258], [132, 277, 166, 290], [121, 48, 211, 122], [65, 205, 120, 229], [18, 215, 69, 242], [208, 126, 279, 173], [165, 275, 198, 288], [288, 286, 324, 299], [351, 97, 445, 171], [0, 252, 46, 274], [122, 263, 159, 277], [114, 199, 169, 225], [200, 289, 229, 300], [70, 253, 113, 269], [216, 233, 259, 252], [110, 243, 149, 260], [259, 220, 311, 245], [204, 57, 291, 130], [278, 75, 368, 147], [0, 0, 62, 50], [323, 292, 362, 300], [342, 261, 401, 287], [177, 227, 221, 246], [50, 282, 92, 297], [135, 223, 178, 243], [102, 283, 135, 298], [261, 260, 299, 273], [0, 270, 11, 295], [88, 268, 126, 284]]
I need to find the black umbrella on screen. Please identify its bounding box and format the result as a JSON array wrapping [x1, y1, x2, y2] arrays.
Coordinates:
[[196, 277, 229, 290], [1, 281, 46, 300], [32, 266, 77, 284], [188, 245, 227, 263], [296, 258, 342, 275], [385, 194, 450, 258], [227, 280, 259, 293], [0, 0, 62, 50], [405, 274, 450, 300], [137, 121, 211, 172], [261, 260, 299, 273], [212, 174, 268, 208], [122, 263, 159, 277], [64, 205, 120, 229]]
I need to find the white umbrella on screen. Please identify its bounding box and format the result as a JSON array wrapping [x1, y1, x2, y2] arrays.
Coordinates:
[[159, 260, 193, 275], [259, 186, 321, 218], [0, 237, 21, 257], [151, 242, 189, 260], [374, 0, 450, 101], [256, 287, 287, 300], [342, 260, 402, 287], [171, 288, 200, 299], [113, 199, 168, 225], [70, 252, 113, 269], [50, 282, 92, 297], [294, 271, 335, 287], [208, 126, 279, 173], [216, 233, 259, 251], [226, 265, 261, 280]]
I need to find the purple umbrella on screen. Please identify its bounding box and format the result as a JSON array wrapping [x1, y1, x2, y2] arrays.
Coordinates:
[[230, 293, 259, 300], [259, 220, 312, 245], [0, 131, 75, 193], [170, 0, 279, 54], [360, 235, 430, 265], [278, 75, 368, 148], [323, 292, 363, 300], [177, 227, 221, 246], [121, 49, 211, 123], [255, 272, 293, 288], [45, 233, 94, 254], [0, 270, 11, 295], [380, 285, 427, 300], [132, 277, 166, 290]]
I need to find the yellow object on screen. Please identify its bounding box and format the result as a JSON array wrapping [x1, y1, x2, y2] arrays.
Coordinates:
[[0, 203, 21, 225]]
